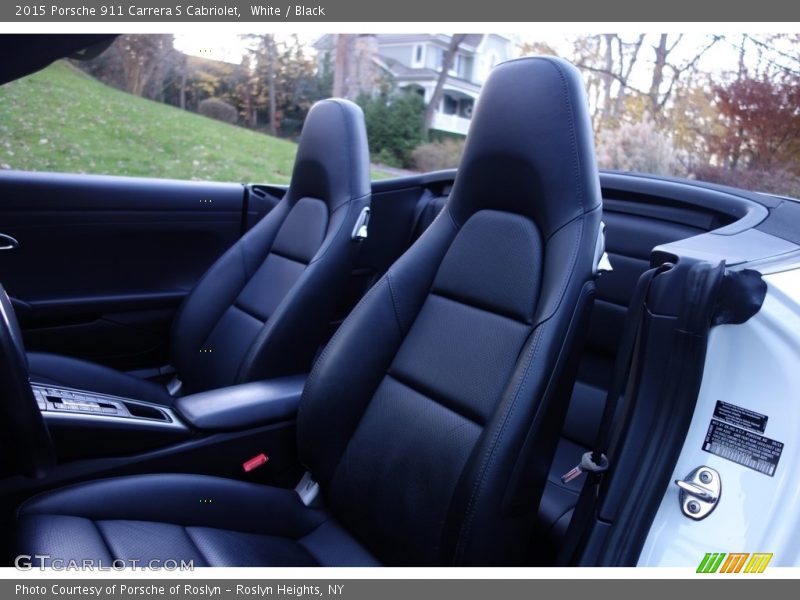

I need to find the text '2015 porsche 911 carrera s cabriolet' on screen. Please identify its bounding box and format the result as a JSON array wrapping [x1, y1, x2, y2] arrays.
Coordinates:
[[1, 34, 799, 568]]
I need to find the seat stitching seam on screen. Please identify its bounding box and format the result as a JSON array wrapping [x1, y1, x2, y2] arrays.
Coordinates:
[[456, 197, 585, 557], [453, 323, 544, 562], [308, 192, 370, 266], [534, 212, 586, 326], [297, 274, 392, 429], [549, 59, 585, 216], [231, 301, 268, 323], [429, 290, 531, 326], [183, 527, 214, 567], [296, 521, 332, 566], [385, 272, 403, 333], [549, 503, 580, 534], [386, 372, 484, 426], [193, 242, 252, 356], [91, 520, 117, 561], [455, 201, 584, 560], [269, 248, 310, 266]]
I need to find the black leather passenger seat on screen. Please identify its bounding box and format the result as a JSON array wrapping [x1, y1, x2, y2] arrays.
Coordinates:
[[27, 99, 372, 404]]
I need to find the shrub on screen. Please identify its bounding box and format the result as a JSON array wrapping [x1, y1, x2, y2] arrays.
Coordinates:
[[411, 138, 465, 171], [198, 98, 238, 125], [597, 118, 679, 176], [359, 91, 426, 168], [692, 164, 800, 199]]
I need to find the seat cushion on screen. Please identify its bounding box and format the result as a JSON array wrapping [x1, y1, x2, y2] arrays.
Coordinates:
[[27, 352, 174, 406], [16, 474, 379, 567]]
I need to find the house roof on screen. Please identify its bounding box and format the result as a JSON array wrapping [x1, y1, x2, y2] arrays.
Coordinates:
[[378, 55, 480, 88], [461, 34, 484, 49], [376, 33, 485, 52], [315, 33, 490, 53]]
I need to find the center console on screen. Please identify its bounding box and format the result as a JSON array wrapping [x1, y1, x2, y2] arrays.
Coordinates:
[[31, 375, 308, 462], [33, 384, 181, 425], [32, 383, 190, 460]]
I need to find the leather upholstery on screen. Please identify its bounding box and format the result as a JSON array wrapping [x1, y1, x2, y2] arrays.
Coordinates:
[[175, 375, 306, 431], [16, 57, 603, 566], [297, 56, 602, 565], [27, 99, 371, 402], [16, 474, 379, 567], [414, 199, 709, 561]]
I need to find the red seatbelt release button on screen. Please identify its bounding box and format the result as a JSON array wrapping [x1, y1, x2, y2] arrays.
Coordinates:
[[243, 453, 269, 472]]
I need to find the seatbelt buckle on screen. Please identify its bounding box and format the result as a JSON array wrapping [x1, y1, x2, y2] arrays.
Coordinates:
[[166, 376, 183, 397], [295, 471, 322, 508], [561, 451, 609, 484]]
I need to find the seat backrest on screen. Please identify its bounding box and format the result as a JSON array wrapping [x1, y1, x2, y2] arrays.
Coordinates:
[[171, 99, 370, 394], [298, 57, 603, 565]]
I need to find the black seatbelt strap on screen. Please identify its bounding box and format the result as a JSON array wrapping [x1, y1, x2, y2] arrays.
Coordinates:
[[556, 262, 671, 565]]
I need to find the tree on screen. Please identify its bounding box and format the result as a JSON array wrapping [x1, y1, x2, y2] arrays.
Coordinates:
[[596, 118, 679, 175], [248, 34, 278, 135], [645, 34, 722, 117], [330, 34, 379, 101], [333, 34, 352, 98], [114, 35, 178, 99], [663, 84, 722, 173], [424, 34, 467, 133], [245, 35, 328, 138], [359, 91, 426, 167], [569, 34, 720, 127], [273, 36, 327, 137], [706, 74, 800, 172], [162, 54, 247, 117], [74, 34, 180, 101], [178, 53, 187, 110]]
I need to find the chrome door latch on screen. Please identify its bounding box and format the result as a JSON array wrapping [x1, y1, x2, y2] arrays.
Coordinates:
[[675, 466, 721, 520]]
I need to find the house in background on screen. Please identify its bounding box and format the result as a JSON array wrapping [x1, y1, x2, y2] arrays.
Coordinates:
[[313, 34, 518, 136]]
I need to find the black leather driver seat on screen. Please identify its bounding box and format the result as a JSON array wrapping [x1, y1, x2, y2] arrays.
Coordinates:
[[16, 57, 603, 566], [26, 99, 372, 405]]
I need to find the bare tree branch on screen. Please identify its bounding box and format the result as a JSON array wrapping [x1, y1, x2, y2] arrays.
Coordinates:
[[424, 34, 468, 133]]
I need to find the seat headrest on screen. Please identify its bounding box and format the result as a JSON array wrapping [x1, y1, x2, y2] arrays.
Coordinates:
[[448, 56, 602, 238], [287, 98, 371, 210]]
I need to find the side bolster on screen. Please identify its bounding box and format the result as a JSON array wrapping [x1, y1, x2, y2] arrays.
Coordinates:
[[297, 213, 458, 488], [443, 210, 602, 566], [170, 200, 290, 387], [236, 193, 369, 382]]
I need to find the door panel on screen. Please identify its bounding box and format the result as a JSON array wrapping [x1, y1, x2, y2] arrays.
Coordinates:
[[0, 171, 246, 370]]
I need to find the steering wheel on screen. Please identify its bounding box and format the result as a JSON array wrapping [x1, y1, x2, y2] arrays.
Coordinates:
[[0, 284, 55, 477]]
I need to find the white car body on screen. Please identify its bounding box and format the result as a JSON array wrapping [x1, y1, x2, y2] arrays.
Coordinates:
[[641, 254, 800, 566]]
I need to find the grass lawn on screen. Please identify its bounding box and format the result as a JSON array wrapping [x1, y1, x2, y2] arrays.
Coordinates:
[[0, 61, 394, 184]]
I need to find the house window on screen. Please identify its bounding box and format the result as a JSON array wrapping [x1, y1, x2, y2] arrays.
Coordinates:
[[442, 95, 458, 116], [424, 46, 444, 70], [459, 99, 474, 118], [452, 54, 462, 76], [413, 44, 423, 66]]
